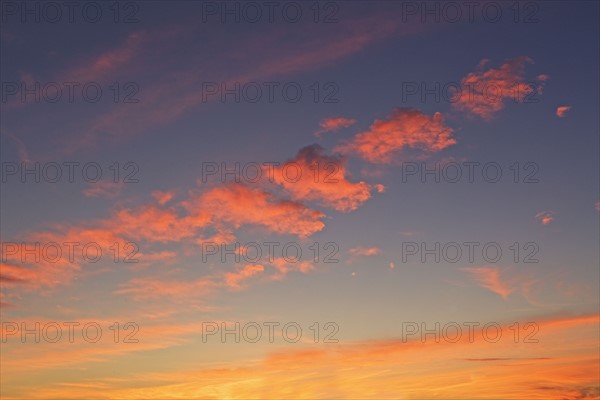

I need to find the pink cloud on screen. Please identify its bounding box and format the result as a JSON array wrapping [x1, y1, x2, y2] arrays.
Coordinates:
[[462, 267, 512, 300], [151, 190, 175, 205], [65, 31, 147, 83], [453, 57, 546, 120], [116, 257, 312, 301], [535, 211, 554, 225], [349, 247, 381, 256], [556, 106, 571, 118], [192, 184, 325, 238], [266, 145, 379, 212], [58, 15, 415, 152], [335, 108, 455, 164], [111, 205, 205, 242], [315, 117, 357, 137], [112, 183, 327, 243], [82, 181, 124, 199]]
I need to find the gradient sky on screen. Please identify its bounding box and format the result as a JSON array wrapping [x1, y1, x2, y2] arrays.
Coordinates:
[[1, 1, 599, 399]]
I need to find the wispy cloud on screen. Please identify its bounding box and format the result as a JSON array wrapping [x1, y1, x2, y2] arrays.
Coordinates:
[[349, 246, 381, 257], [462, 267, 513, 299], [535, 211, 554, 225], [82, 181, 124, 199], [315, 117, 357, 137], [13, 314, 595, 399]]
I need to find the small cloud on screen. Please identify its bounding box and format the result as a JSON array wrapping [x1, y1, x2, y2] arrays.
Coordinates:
[[535, 211, 554, 225], [349, 246, 381, 257], [556, 105, 571, 118], [1, 129, 31, 163], [82, 181, 124, 199], [389, 262, 395, 269], [152, 190, 174, 205], [268, 258, 314, 281], [224, 264, 264, 290], [462, 267, 512, 300], [315, 117, 356, 137], [399, 231, 418, 237]]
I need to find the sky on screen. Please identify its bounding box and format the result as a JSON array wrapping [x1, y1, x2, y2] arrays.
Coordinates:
[[0, 0, 599, 399]]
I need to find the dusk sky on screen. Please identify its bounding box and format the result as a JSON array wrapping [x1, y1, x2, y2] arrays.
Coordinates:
[[1, 1, 599, 399]]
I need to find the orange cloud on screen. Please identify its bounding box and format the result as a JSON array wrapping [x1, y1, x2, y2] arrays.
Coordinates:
[[462, 267, 512, 300], [335, 108, 455, 164], [0, 228, 124, 292], [0, 262, 77, 290], [17, 314, 595, 399], [315, 117, 356, 137], [2, 179, 329, 305], [453, 57, 546, 119], [535, 211, 554, 225], [267, 145, 378, 212], [115, 275, 218, 301], [224, 264, 265, 290], [0, 317, 217, 379], [0, 219, 188, 300], [104, 184, 327, 244], [556, 105, 571, 118]]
